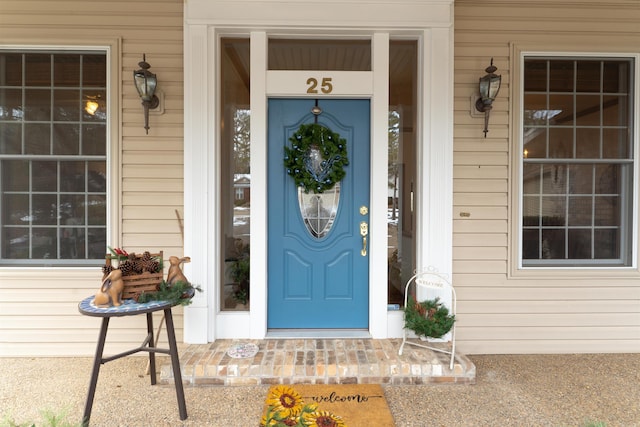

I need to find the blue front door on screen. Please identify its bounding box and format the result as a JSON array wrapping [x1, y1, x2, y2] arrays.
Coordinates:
[[268, 99, 370, 329]]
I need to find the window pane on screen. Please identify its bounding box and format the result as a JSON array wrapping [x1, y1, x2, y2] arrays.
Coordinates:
[[3, 194, 28, 225], [524, 59, 547, 91], [83, 89, 106, 122], [594, 229, 619, 259], [549, 94, 573, 125], [32, 228, 57, 258], [24, 124, 51, 155], [269, 39, 371, 71], [576, 61, 601, 93], [603, 61, 630, 93], [220, 38, 251, 310], [87, 161, 106, 192], [522, 229, 540, 259], [32, 194, 57, 225], [568, 229, 591, 259], [542, 228, 565, 258], [548, 127, 573, 158], [3, 227, 29, 258], [2, 160, 28, 191], [595, 164, 620, 194], [575, 95, 601, 126], [53, 124, 79, 155], [25, 54, 51, 86], [0, 88, 23, 121], [0, 123, 21, 154], [82, 55, 107, 87], [541, 196, 565, 225], [388, 40, 417, 309], [523, 93, 548, 126], [568, 164, 593, 194], [523, 163, 541, 193], [83, 124, 106, 155], [568, 196, 592, 226], [523, 128, 546, 159], [549, 60, 574, 92], [54, 55, 80, 87], [61, 161, 85, 192], [0, 53, 23, 86], [594, 196, 619, 226], [53, 89, 80, 121], [522, 196, 540, 225], [32, 161, 57, 191], [576, 128, 600, 158], [602, 128, 629, 159], [87, 195, 106, 225], [542, 165, 566, 194], [522, 57, 633, 266], [0, 51, 107, 265], [603, 95, 628, 127], [24, 89, 51, 121]]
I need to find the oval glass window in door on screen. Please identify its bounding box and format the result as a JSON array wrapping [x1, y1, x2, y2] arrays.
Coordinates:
[[298, 182, 340, 239]]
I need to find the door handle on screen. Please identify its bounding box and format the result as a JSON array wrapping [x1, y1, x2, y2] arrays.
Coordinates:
[[360, 221, 368, 256]]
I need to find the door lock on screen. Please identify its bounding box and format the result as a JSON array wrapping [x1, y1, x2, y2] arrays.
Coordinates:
[[360, 221, 368, 256]]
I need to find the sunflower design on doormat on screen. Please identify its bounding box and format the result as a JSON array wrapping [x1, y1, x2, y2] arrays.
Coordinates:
[[261, 385, 346, 427]]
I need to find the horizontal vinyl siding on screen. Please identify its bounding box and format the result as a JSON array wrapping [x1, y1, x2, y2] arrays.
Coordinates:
[[453, 0, 640, 354], [0, 0, 185, 356]]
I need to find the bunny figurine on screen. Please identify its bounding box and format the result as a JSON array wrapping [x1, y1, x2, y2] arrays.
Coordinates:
[[166, 256, 191, 285], [93, 269, 125, 307]]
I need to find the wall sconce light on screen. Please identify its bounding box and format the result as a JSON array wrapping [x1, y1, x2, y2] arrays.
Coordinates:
[[133, 54, 160, 134], [475, 58, 502, 138]]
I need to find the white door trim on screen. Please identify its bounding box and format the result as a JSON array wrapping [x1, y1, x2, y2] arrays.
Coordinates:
[[183, 1, 454, 343]]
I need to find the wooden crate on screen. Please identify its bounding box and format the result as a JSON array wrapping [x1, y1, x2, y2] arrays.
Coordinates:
[[105, 251, 163, 299]]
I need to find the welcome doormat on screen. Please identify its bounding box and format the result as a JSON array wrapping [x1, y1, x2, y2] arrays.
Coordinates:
[[261, 383, 395, 426]]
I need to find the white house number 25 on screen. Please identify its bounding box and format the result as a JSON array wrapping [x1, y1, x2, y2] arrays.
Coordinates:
[[306, 77, 333, 94]]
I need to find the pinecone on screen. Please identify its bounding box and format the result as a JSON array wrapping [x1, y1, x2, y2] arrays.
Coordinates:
[[102, 264, 114, 276], [128, 252, 137, 261], [145, 259, 160, 273], [141, 251, 152, 262], [118, 260, 134, 275], [132, 259, 144, 274]]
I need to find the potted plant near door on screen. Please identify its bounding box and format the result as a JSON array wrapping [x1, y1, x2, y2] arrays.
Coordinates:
[[403, 296, 455, 339]]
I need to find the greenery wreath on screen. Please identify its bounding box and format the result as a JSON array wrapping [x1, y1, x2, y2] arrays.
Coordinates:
[[403, 296, 455, 339], [284, 123, 349, 194]]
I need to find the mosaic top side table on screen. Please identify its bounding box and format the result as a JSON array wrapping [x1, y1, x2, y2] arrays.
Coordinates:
[[78, 296, 188, 426]]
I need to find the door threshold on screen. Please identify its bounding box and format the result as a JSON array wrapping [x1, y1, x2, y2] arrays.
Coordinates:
[[266, 329, 371, 339]]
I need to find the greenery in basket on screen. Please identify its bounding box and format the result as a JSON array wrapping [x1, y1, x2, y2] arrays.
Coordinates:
[[403, 296, 455, 339], [137, 280, 201, 306]]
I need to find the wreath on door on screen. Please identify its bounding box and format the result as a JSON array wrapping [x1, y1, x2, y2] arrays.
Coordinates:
[[284, 123, 349, 194]]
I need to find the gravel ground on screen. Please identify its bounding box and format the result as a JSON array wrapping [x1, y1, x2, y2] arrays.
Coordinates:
[[1, 353, 639, 426]]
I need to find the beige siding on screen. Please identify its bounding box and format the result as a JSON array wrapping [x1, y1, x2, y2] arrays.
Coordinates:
[[0, 0, 184, 356], [454, 0, 640, 354]]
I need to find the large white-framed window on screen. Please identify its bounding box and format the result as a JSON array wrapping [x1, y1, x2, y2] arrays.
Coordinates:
[[0, 49, 108, 266], [520, 55, 636, 267]]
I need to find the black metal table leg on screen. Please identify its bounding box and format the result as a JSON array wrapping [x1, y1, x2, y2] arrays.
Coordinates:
[[78, 296, 188, 424], [164, 307, 187, 420], [146, 312, 157, 385], [82, 317, 110, 427]]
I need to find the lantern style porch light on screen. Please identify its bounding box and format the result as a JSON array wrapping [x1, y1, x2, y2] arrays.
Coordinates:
[[133, 54, 160, 134], [475, 58, 502, 138]]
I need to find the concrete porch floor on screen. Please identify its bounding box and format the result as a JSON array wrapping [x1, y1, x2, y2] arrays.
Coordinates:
[[160, 338, 475, 386]]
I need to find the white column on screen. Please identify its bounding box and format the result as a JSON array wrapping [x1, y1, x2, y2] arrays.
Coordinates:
[[183, 24, 212, 343]]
